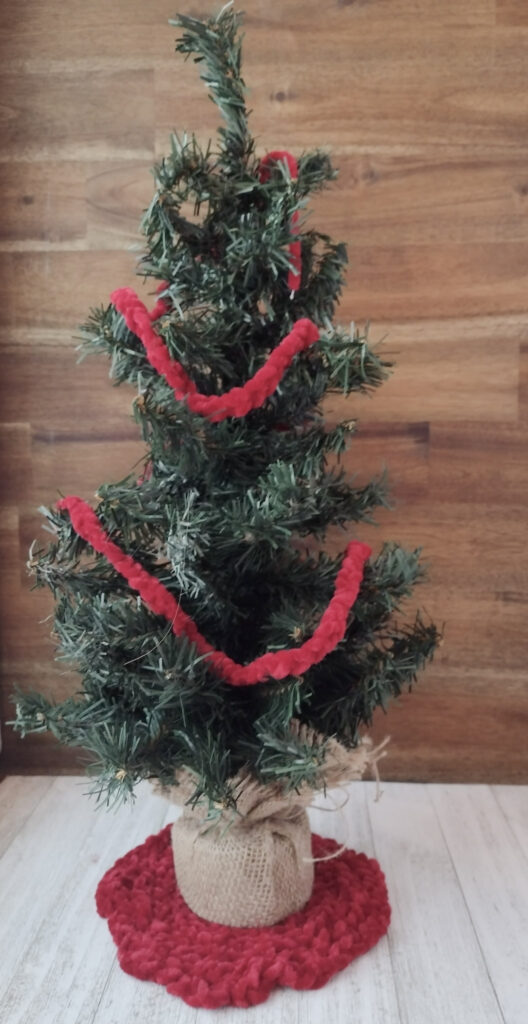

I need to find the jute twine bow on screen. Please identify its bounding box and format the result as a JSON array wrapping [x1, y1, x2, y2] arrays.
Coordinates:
[[157, 724, 390, 924], [154, 723, 391, 864]]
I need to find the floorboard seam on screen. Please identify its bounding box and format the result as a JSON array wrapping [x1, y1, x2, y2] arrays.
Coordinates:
[[429, 787, 507, 1024], [489, 785, 528, 865], [364, 783, 404, 1024]]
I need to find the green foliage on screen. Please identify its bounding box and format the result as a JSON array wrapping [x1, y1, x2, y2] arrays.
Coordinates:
[[12, 5, 440, 808]]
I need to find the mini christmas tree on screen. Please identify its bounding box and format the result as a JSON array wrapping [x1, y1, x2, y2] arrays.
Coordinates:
[[12, 6, 439, 1001]]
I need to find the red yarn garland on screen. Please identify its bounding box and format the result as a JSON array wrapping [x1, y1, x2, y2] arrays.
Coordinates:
[[96, 824, 391, 1009], [110, 151, 307, 422], [110, 287, 318, 423], [64, 150, 366, 686], [56, 495, 371, 687], [147, 283, 170, 322], [258, 150, 301, 291]]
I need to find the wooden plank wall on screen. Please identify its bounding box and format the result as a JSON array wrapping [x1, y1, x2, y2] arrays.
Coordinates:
[[0, 0, 527, 782]]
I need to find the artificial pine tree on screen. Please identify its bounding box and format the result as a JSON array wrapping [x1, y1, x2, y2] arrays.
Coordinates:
[[12, 6, 439, 990]]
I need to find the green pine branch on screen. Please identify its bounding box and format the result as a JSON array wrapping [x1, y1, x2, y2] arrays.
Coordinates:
[[170, 5, 252, 171], [11, 6, 441, 807]]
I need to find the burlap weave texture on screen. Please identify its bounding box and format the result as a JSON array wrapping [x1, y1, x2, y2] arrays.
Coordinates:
[[171, 784, 313, 927], [160, 726, 389, 928]]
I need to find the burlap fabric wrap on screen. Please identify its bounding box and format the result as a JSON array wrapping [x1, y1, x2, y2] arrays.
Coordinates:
[[156, 724, 388, 928]]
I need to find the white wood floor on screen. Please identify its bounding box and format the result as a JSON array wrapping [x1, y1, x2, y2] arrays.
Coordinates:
[[0, 777, 526, 1024]]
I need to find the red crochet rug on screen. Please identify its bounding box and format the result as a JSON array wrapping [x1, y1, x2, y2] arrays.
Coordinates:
[[96, 825, 391, 1009]]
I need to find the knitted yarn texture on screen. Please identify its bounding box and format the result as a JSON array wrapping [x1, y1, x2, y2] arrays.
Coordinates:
[[110, 288, 319, 422], [56, 496, 371, 687], [258, 149, 302, 291], [109, 151, 310, 422], [95, 824, 391, 1009]]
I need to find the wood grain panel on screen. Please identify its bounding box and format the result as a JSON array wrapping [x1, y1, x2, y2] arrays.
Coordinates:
[[520, 341, 528, 420], [327, 321, 520, 421], [0, 337, 140, 437], [0, 0, 186, 63], [340, 241, 528, 320], [0, 69, 155, 161], [0, 0, 527, 782], [496, 1, 528, 26], [0, 164, 86, 245], [428, 422, 528, 503], [311, 156, 528, 246], [86, 161, 154, 248], [0, 252, 142, 327]]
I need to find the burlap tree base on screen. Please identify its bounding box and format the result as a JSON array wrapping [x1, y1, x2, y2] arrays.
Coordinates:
[[172, 798, 314, 927], [162, 726, 389, 927]]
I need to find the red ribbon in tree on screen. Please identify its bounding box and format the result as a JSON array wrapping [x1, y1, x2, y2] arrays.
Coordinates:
[[56, 496, 371, 687], [110, 150, 308, 423], [110, 287, 319, 423], [258, 150, 302, 292], [57, 151, 368, 685]]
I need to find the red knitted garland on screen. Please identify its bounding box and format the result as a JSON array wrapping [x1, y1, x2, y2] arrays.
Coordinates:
[[60, 150, 368, 686], [56, 495, 371, 687], [147, 284, 170, 322], [110, 151, 308, 422], [258, 150, 302, 291], [110, 288, 318, 423], [96, 824, 391, 1009]]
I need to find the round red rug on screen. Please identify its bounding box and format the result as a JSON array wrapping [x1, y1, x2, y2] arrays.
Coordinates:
[[96, 825, 391, 1009]]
